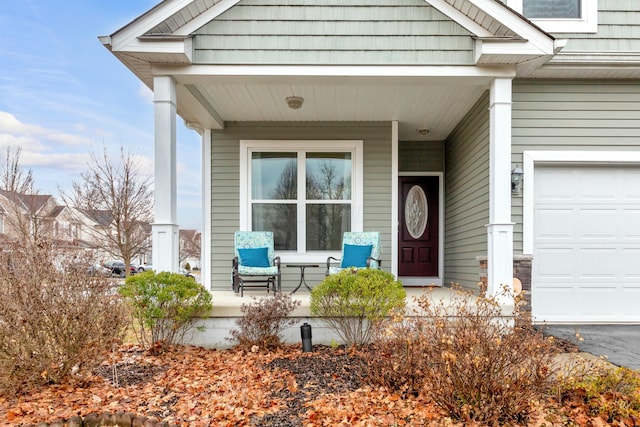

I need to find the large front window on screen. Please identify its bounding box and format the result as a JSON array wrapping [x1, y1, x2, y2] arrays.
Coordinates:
[[241, 140, 363, 257]]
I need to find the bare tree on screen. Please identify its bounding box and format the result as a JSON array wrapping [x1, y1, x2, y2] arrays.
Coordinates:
[[0, 146, 54, 245], [179, 229, 201, 267], [62, 147, 153, 276]]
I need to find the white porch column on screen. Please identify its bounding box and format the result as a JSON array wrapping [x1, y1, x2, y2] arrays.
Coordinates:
[[201, 128, 212, 290], [486, 78, 514, 300], [152, 76, 179, 273]]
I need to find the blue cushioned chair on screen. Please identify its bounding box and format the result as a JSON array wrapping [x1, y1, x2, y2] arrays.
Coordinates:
[[326, 231, 382, 276], [232, 231, 281, 296]]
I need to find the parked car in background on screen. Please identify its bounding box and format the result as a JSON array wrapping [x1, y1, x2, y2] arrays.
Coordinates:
[[180, 268, 195, 280], [87, 263, 111, 277], [103, 260, 137, 278], [137, 263, 153, 273]]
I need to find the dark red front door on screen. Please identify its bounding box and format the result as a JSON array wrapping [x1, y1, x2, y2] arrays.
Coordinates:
[[398, 176, 439, 277]]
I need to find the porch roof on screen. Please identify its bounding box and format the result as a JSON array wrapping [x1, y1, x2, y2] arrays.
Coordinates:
[[99, 0, 559, 141]]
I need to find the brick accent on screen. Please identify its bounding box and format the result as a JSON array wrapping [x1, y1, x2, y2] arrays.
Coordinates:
[[477, 256, 532, 311]]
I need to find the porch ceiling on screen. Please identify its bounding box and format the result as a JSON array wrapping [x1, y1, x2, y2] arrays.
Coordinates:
[[174, 74, 495, 141]]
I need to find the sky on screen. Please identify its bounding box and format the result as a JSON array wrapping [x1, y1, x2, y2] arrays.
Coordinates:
[[0, 1, 203, 230]]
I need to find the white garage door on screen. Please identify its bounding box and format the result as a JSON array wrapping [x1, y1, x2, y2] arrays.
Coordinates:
[[532, 164, 640, 323]]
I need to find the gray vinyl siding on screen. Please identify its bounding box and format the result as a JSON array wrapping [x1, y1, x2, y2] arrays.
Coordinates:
[[551, 0, 640, 53], [511, 79, 640, 253], [193, 0, 474, 65], [209, 121, 392, 291], [444, 92, 490, 289], [399, 141, 444, 172]]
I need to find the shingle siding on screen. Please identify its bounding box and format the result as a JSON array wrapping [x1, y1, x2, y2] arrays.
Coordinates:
[[192, 0, 474, 65]]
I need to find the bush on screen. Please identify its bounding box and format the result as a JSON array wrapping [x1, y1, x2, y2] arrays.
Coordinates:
[[184, 262, 191, 271], [0, 241, 128, 395], [119, 270, 213, 353], [229, 293, 301, 350], [310, 268, 406, 347], [558, 361, 640, 423], [366, 285, 558, 425]]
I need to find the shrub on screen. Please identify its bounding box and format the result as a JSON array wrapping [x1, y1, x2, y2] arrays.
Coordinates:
[[119, 270, 213, 353], [310, 268, 406, 347], [0, 241, 128, 395], [558, 361, 640, 423], [229, 293, 301, 350], [366, 285, 558, 425], [184, 262, 191, 271]]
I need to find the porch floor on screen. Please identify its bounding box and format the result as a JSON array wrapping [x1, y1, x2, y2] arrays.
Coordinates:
[[208, 285, 490, 318]]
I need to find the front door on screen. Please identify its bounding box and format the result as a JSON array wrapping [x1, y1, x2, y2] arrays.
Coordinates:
[[398, 176, 439, 277]]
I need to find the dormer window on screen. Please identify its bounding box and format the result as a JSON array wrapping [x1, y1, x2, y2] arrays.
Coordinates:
[[524, 0, 580, 19], [507, 0, 597, 33]]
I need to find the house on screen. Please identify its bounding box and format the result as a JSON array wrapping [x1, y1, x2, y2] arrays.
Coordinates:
[[179, 228, 201, 269], [101, 0, 640, 324]]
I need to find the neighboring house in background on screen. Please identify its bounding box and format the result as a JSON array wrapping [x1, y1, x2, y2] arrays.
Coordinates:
[[102, 0, 640, 324], [0, 190, 156, 265], [179, 228, 201, 269]]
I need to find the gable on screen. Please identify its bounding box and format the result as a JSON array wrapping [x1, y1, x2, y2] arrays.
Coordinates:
[[192, 0, 476, 65]]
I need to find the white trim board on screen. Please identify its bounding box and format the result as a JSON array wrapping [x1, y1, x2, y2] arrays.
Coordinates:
[[522, 150, 640, 254]]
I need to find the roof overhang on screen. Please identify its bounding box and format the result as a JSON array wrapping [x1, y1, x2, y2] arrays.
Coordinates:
[[100, 0, 559, 140]]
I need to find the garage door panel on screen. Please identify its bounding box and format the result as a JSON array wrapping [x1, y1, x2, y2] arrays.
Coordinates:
[[621, 171, 640, 199], [532, 288, 575, 317], [579, 170, 616, 201], [578, 210, 617, 239], [622, 249, 640, 277], [579, 248, 617, 278], [579, 288, 617, 316], [534, 209, 574, 239], [533, 164, 640, 323], [622, 210, 640, 238], [535, 248, 575, 277]]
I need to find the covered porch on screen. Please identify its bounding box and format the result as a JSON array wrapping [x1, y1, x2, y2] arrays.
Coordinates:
[[187, 285, 517, 349]]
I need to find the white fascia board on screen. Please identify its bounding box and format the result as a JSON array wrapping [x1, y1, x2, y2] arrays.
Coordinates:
[[466, 0, 556, 54], [154, 64, 517, 79], [475, 39, 552, 62], [109, 0, 195, 52], [427, 0, 493, 38], [119, 38, 192, 60], [175, 0, 241, 36]]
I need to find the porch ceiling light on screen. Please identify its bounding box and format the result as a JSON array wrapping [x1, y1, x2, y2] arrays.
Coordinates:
[[286, 96, 304, 109], [511, 164, 524, 195], [416, 127, 430, 136]]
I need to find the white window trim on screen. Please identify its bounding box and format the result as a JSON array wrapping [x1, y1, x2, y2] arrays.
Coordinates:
[[240, 139, 364, 262], [522, 150, 640, 255], [507, 0, 598, 33]]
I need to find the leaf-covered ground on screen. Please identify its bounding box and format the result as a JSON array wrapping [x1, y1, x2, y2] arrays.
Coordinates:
[[0, 344, 631, 427]]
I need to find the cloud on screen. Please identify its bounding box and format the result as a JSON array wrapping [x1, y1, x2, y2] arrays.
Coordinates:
[[0, 111, 93, 148]]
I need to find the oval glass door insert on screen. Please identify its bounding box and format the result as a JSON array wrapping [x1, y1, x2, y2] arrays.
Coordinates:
[[405, 185, 428, 239]]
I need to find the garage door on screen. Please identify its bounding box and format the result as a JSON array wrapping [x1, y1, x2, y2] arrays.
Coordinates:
[[532, 164, 640, 323]]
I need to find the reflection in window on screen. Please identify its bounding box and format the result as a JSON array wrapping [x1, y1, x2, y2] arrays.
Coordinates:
[[249, 149, 353, 251], [306, 153, 351, 200], [251, 152, 296, 200], [306, 204, 351, 250], [252, 204, 297, 250], [523, 0, 580, 19]]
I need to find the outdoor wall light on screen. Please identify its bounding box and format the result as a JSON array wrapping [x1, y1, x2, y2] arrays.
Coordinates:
[[511, 164, 524, 195], [286, 96, 304, 109]]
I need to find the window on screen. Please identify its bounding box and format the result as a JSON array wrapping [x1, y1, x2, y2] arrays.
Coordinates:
[[240, 140, 363, 257], [507, 0, 597, 33]]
